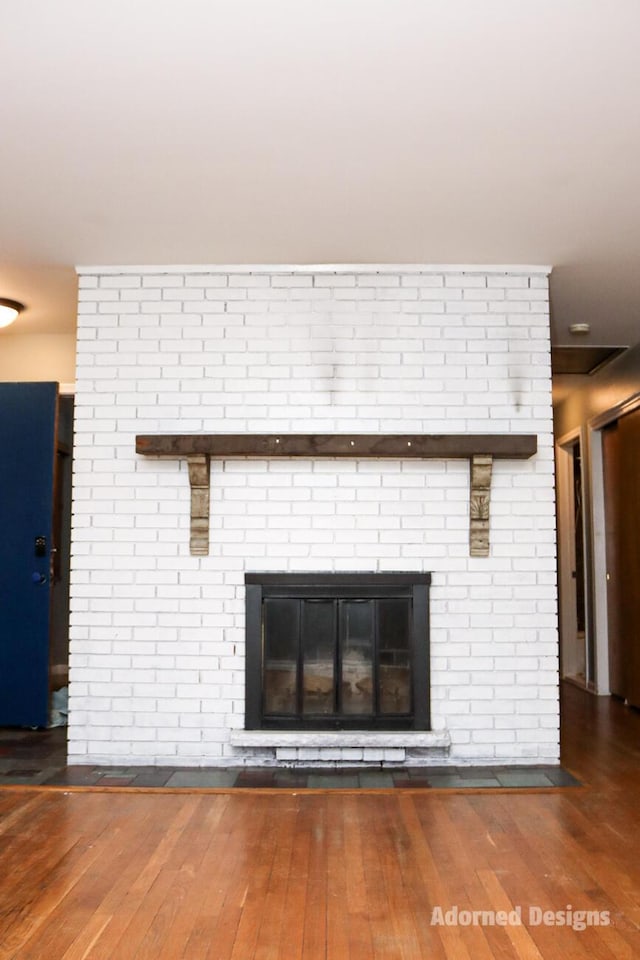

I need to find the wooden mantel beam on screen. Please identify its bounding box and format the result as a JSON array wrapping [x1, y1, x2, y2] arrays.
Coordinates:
[[135, 433, 537, 558], [136, 433, 537, 460]]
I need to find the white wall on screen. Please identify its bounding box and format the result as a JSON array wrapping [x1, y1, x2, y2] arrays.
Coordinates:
[[0, 333, 76, 383], [68, 265, 559, 766]]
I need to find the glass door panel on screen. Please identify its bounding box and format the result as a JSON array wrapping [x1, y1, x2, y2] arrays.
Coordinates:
[[302, 600, 336, 715], [340, 600, 374, 714], [378, 599, 412, 714], [263, 598, 298, 715]]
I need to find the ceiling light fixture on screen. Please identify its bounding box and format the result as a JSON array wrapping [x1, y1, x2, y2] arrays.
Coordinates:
[[569, 322, 590, 335], [0, 298, 25, 329]]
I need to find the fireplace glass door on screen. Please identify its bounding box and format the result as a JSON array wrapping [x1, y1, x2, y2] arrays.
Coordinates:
[[246, 574, 430, 730]]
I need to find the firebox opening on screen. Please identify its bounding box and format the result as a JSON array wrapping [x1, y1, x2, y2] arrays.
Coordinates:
[[245, 573, 431, 731]]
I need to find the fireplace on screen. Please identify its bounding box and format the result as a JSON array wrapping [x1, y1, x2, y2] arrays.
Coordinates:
[[70, 265, 559, 768], [245, 573, 430, 731]]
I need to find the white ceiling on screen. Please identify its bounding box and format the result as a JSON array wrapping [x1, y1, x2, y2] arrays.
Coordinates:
[[1, 0, 639, 346]]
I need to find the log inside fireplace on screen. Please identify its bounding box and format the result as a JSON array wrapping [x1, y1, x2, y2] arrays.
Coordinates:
[[245, 573, 431, 731]]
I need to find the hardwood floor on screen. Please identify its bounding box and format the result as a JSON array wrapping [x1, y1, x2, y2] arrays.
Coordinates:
[[0, 684, 639, 959]]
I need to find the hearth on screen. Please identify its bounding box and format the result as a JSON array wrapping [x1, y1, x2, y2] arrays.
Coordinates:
[[245, 573, 430, 731]]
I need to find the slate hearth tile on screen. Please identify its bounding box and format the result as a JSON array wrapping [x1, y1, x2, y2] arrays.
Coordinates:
[[0, 762, 14, 773], [10, 750, 64, 762], [234, 771, 277, 787], [0, 768, 62, 786], [422, 775, 473, 788], [496, 772, 554, 788], [447, 777, 502, 788], [96, 776, 135, 786], [407, 766, 450, 777], [357, 772, 395, 788], [129, 772, 175, 787], [273, 773, 309, 788], [165, 771, 238, 788], [540, 767, 581, 787], [41, 771, 102, 786], [392, 777, 429, 788], [306, 774, 360, 789], [0, 730, 32, 742], [457, 767, 498, 778]]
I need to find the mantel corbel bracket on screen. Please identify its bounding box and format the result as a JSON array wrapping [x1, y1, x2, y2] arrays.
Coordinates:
[[136, 433, 536, 558], [469, 455, 493, 558], [187, 454, 210, 556]]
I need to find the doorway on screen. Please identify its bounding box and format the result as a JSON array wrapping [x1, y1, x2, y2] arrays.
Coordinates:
[[50, 394, 74, 691], [0, 383, 73, 726], [557, 434, 590, 687], [602, 408, 640, 708]]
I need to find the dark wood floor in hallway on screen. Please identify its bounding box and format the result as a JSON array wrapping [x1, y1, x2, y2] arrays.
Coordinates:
[[0, 683, 638, 959]]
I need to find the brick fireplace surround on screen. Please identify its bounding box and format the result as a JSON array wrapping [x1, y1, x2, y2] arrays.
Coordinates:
[[68, 265, 558, 767]]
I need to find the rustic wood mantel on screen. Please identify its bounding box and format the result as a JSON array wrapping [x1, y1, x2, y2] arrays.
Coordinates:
[[135, 433, 537, 557]]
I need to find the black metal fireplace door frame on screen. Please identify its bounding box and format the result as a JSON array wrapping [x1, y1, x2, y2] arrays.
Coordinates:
[[244, 573, 431, 731]]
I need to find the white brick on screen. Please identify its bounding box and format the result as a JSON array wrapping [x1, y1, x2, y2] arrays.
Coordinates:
[[445, 274, 487, 288], [185, 275, 228, 288], [100, 275, 141, 289], [313, 274, 356, 287], [142, 275, 184, 287], [69, 265, 557, 767], [272, 275, 313, 288], [229, 274, 270, 288]]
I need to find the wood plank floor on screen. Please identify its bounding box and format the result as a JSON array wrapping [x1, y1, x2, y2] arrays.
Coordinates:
[[0, 683, 638, 959]]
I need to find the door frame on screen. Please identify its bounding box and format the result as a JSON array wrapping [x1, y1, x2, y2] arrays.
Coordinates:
[[556, 428, 591, 687], [50, 384, 75, 690], [0, 382, 60, 725], [588, 391, 640, 698]]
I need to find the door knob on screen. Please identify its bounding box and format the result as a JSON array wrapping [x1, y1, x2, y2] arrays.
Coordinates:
[[31, 572, 46, 585]]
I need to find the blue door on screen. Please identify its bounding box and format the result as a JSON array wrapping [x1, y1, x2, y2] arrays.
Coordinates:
[[0, 382, 58, 726]]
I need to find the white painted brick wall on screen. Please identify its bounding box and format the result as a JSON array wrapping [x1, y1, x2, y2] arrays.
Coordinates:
[[68, 265, 559, 766]]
